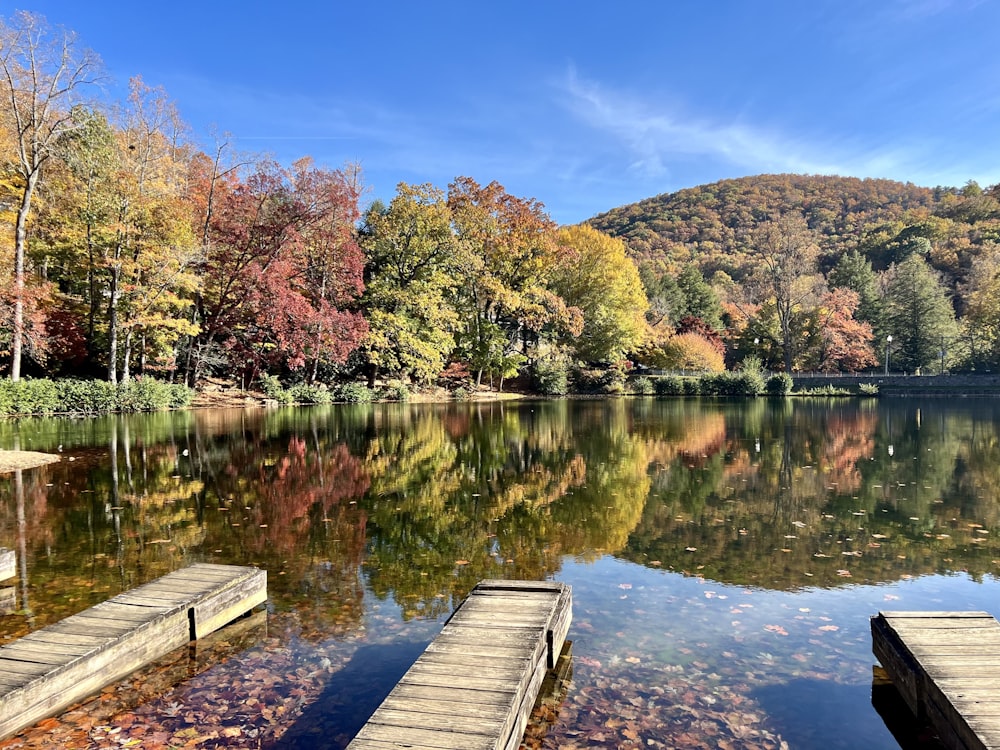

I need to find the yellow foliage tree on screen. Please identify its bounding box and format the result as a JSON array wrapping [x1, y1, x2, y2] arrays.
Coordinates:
[[552, 224, 649, 362]]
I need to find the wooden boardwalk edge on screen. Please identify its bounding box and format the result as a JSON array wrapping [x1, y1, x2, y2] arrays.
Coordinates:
[[348, 579, 572, 750], [872, 610, 998, 750], [0, 563, 266, 741]]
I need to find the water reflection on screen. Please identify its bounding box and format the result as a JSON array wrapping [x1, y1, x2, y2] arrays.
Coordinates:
[[1, 398, 999, 748]]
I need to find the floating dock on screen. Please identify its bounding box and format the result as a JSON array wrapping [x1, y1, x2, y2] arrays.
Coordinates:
[[872, 610, 1000, 750], [0, 549, 13, 582], [0, 562, 266, 740], [348, 579, 572, 750]]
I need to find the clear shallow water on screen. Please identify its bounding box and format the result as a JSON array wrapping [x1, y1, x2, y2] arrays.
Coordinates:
[[1, 397, 998, 748]]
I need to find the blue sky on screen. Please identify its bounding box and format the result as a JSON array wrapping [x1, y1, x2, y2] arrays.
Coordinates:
[[20, 0, 1000, 224]]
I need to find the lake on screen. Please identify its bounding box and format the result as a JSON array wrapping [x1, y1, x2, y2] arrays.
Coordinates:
[[1, 396, 998, 749]]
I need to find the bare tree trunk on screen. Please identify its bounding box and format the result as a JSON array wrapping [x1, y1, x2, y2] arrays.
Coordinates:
[[10, 172, 38, 381], [122, 327, 133, 382], [108, 262, 120, 384]]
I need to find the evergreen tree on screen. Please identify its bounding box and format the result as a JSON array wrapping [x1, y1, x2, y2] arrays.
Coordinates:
[[828, 250, 884, 337], [677, 265, 723, 331], [883, 255, 957, 372]]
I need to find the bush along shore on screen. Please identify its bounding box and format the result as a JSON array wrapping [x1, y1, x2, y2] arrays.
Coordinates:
[[0, 377, 193, 417], [0, 365, 893, 418]]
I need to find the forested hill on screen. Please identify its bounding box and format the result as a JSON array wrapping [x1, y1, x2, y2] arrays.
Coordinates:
[[587, 174, 977, 279]]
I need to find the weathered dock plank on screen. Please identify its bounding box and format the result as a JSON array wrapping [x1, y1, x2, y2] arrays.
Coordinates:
[[0, 563, 266, 740], [347, 579, 571, 750], [873, 610, 1000, 750], [0, 549, 13, 582]]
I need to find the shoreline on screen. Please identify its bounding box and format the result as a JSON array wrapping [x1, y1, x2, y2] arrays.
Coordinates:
[[0, 450, 61, 474]]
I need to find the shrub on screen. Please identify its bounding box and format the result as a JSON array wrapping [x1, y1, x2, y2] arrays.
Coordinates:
[[0, 382, 12, 416], [259, 374, 291, 403], [452, 386, 471, 401], [3, 379, 61, 415], [118, 377, 179, 412], [58, 379, 117, 413], [31, 379, 62, 414], [653, 376, 684, 396], [699, 371, 764, 397], [380, 380, 411, 402], [799, 384, 850, 396], [570, 366, 626, 395], [169, 383, 194, 408], [335, 383, 374, 403], [765, 373, 794, 396], [533, 359, 569, 396], [0, 377, 192, 416], [287, 383, 332, 405], [629, 376, 654, 395], [681, 377, 701, 396], [858, 382, 879, 396]]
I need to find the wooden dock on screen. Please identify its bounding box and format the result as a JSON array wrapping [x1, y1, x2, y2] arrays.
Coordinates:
[[348, 579, 572, 750], [0, 548, 13, 582], [872, 610, 1000, 750], [0, 562, 266, 740]]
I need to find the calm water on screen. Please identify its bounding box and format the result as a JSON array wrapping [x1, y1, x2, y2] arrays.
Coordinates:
[[1, 397, 999, 749]]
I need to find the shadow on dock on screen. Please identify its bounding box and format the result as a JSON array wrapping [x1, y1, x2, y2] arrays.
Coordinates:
[[269, 640, 430, 750]]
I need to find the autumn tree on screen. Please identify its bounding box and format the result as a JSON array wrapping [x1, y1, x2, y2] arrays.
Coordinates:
[[802, 288, 877, 372], [828, 249, 884, 337], [46, 106, 116, 351], [107, 78, 198, 382], [291, 158, 367, 382], [749, 215, 821, 371], [960, 249, 1000, 368], [882, 254, 958, 372], [189, 160, 366, 385], [636, 327, 724, 372], [447, 177, 581, 388], [0, 11, 100, 380], [551, 224, 648, 362], [358, 182, 459, 384]]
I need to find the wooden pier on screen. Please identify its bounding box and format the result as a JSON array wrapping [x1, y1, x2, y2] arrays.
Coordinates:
[[348, 579, 572, 750], [0, 562, 266, 740], [0, 548, 13, 582], [872, 610, 1000, 750]]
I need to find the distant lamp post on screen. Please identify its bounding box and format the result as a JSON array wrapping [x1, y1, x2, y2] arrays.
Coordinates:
[[885, 335, 893, 375]]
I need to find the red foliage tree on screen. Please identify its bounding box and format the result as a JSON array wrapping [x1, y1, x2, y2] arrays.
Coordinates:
[[809, 288, 878, 372], [187, 161, 367, 384]]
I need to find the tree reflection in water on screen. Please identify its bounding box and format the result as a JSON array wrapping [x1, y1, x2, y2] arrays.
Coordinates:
[[0, 398, 999, 748]]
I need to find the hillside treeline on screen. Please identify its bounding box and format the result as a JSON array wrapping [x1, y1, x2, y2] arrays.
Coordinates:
[[590, 173, 1000, 373]]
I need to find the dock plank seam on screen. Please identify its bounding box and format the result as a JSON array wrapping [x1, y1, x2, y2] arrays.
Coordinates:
[[348, 579, 571, 750], [0, 563, 266, 741]]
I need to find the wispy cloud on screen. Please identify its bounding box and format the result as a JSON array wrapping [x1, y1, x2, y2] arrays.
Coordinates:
[[556, 68, 1000, 190], [886, 0, 987, 22], [559, 68, 852, 178]]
